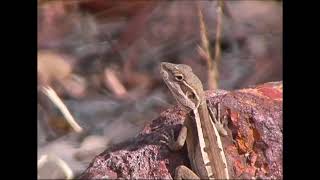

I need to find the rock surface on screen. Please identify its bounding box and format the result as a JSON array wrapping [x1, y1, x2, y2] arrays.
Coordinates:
[[79, 81, 282, 179]]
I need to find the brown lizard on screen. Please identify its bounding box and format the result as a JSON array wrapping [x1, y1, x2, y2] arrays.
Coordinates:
[[160, 62, 229, 179]]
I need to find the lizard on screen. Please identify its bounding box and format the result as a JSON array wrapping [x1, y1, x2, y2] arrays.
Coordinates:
[[160, 62, 229, 179]]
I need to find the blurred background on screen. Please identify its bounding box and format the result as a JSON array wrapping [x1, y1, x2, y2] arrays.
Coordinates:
[[37, 0, 282, 179]]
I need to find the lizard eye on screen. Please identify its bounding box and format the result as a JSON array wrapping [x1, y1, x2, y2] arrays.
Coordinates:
[[175, 74, 184, 81]]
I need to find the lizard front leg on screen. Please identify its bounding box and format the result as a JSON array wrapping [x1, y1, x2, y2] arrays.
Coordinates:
[[160, 126, 201, 179]]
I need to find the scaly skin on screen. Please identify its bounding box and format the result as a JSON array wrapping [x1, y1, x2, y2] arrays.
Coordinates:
[[160, 62, 229, 179]]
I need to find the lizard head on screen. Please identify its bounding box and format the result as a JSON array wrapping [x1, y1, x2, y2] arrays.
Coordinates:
[[160, 62, 205, 111]]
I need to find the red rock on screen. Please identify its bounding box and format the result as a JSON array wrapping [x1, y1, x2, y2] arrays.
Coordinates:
[[79, 81, 282, 179]]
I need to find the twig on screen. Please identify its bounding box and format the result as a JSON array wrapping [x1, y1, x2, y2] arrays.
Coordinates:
[[104, 68, 128, 97], [38, 154, 74, 179], [41, 86, 83, 133]]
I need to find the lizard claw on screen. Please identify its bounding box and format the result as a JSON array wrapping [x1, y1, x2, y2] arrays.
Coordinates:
[[222, 114, 228, 127], [160, 129, 176, 149], [160, 132, 170, 141], [159, 140, 168, 146], [215, 122, 228, 137]]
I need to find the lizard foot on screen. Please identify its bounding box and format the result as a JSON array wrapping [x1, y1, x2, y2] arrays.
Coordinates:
[[160, 127, 186, 151], [208, 103, 228, 136], [160, 129, 176, 149]]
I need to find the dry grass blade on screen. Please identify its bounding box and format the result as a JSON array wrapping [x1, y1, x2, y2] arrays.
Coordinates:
[[197, 3, 218, 90], [38, 154, 74, 179], [197, 0, 225, 90], [214, 0, 223, 74], [104, 68, 128, 98], [41, 86, 83, 133], [198, 4, 211, 62]]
